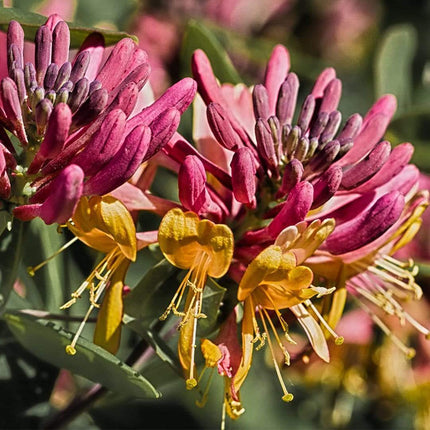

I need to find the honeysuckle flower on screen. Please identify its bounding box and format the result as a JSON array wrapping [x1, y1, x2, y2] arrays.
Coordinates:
[[58, 195, 157, 355], [158, 208, 234, 388], [0, 15, 196, 225], [233, 219, 342, 401]]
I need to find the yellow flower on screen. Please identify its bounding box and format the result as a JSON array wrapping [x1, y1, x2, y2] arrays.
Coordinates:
[[158, 208, 234, 388], [61, 195, 137, 355], [234, 219, 342, 401]]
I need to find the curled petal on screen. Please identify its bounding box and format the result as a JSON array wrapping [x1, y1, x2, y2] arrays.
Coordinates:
[[69, 195, 136, 260], [158, 208, 233, 278]]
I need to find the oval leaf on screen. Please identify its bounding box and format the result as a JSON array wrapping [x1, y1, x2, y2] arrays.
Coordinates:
[[4, 310, 160, 399], [0, 7, 137, 48]]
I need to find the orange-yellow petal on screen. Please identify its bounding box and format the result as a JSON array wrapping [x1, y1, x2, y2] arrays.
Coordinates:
[[93, 259, 129, 354], [232, 297, 254, 393], [237, 246, 297, 301], [68, 196, 136, 261], [158, 208, 233, 277]]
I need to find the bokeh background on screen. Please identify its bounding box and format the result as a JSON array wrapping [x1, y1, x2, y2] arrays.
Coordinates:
[[2, 0, 430, 429]]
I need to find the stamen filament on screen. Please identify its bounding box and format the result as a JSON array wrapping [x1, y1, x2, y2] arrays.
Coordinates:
[[354, 298, 416, 358], [186, 297, 200, 390], [27, 236, 79, 276], [258, 310, 294, 402], [304, 300, 344, 345]]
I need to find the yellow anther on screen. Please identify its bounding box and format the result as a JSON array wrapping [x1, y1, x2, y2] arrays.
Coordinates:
[[65, 345, 76, 355], [282, 393, 294, 402], [335, 336, 344, 346], [186, 378, 198, 390]]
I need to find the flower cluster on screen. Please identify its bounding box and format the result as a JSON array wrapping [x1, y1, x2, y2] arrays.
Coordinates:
[[0, 15, 196, 225], [7, 15, 429, 426], [118, 45, 429, 417]]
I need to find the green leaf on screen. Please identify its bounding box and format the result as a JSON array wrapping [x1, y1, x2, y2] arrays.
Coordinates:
[[197, 277, 226, 337], [4, 310, 160, 399], [375, 24, 417, 113], [124, 258, 178, 325], [0, 219, 26, 310], [181, 19, 241, 84], [0, 7, 137, 48], [25, 218, 66, 312]]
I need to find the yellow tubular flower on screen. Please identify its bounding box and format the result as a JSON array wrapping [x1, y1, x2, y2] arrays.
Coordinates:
[[234, 219, 342, 401], [158, 208, 234, 389], [62, 195, 137, 355]]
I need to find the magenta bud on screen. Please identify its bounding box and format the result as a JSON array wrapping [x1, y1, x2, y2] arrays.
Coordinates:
[[253, 84, 270, 120], [297, 94, 316, 133], [338, 112, 391, 167], [255, 118, 278, 171], [304, 140, 340, 176], [341, 140, 391, 190], [207, 102, 243, 151], [35, 25, 52, 85], [29, 102, 72, 173], [70, 51, 90, 83], [312, 68, 336, 98], [192, 49, 223, 106], [44, 63, 59, 90], [264, 44, 290, 114], [354, 143, 414, 193], [276, 158, 304, 199], [126, 77, 197, 132], [52, 21, 70, 66], [68, 78, 89, 112], [7, 21, 24, 72], [179, 155, 207, 210], [1, 77, 22, 122], [268, 181, 313, 238], [96, 38, 136, 93], [320, 111, 342, 144], [8, 44, 23, 75], [54, 62, 71, 91], [72, 87, 108, 128], [24, 63, 37, 91], [109, 82, 139, 117], [35, 98, 53, 135], [310, 112, 329, 140], [319, 78, 342, 113], [337, 113, 362, 142], [12, 68, 26, 103], [179, 155, 222, 219], [70, 109, 126, 175], [83, 125, 151, 195], [325, 191, 404, 255], [14, 164, 84, 224], [144, 108, 180, 161], [230, 147, 257, 208], [276, 73, 299, 126], [311, 165, 343, 209]]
